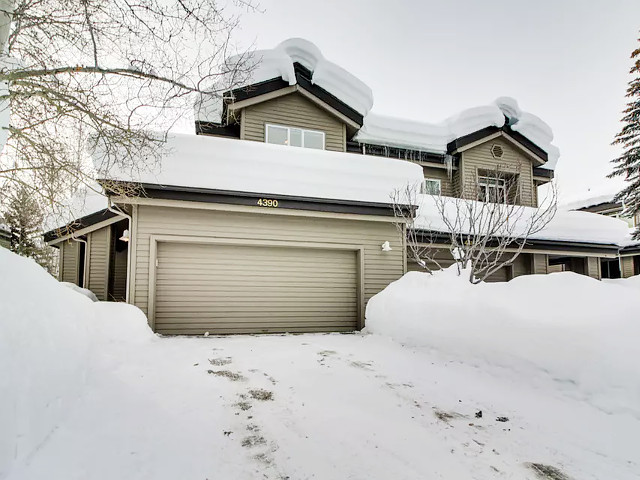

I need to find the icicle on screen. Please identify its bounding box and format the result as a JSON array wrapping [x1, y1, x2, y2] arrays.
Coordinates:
[[445, 154, 453, 179]]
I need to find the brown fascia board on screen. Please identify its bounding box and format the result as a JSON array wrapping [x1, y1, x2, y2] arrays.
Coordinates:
[[532, 167, 554, 179], [215, 64, 364, 127], [620, 244, 640, 255], [43, 208, 119, 243], [447, 123, 551, 165], [578, 201, 621, 213], [414, 229, 621, 255], [101, 181, 415, 218]]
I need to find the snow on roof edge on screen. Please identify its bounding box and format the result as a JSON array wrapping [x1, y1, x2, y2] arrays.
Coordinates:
[[94, 133, 425, 207], [355, 97, 560, 170], [413, 194, 631, 247]]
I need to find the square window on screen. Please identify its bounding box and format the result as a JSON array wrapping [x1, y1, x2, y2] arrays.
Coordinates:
[[266, 125, 288, 145], [303, 130, 324, 150], [424, 178, 441, 195]]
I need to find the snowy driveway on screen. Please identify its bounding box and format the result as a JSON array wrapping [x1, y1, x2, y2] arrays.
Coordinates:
[[11, 332, 639, 480]]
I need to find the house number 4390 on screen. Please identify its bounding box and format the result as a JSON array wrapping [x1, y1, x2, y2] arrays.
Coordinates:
[[257, 198, 279, 207]]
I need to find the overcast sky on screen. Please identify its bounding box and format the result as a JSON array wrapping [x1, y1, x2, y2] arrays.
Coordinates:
[[229, 0, 640, 202]]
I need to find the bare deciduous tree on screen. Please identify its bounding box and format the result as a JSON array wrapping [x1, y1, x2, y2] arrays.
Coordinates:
[[394, 164, 558, 283], [0, 0, 256, 220], [391, 183, 443, 274]]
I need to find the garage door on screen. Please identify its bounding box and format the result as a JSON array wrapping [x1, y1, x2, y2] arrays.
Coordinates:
[[154, 242, 359, 335]]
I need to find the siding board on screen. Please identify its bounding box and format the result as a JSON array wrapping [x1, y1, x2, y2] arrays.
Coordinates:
[[621, 256, 634, 278], [60, 240, 80, 284], [242, 92, 345, 151], [86, 227, 110, 300]]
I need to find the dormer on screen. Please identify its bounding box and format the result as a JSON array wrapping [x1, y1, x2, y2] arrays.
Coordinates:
[[194, 39, 373, 153]]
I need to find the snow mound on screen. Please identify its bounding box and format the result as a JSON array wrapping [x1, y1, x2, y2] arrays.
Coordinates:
[[365, 267, 640, 418], [61, 282, 99, 302], [0, 249, 154, 477], [414, 193, 631, 245], [196, 38, 374, 123], [355, 97, 560, 170], [95, 133, 424, 205]]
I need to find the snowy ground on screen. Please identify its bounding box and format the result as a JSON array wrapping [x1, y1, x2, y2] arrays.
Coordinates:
[[2, 249, 639, 479], [6, 333, 639, 480]]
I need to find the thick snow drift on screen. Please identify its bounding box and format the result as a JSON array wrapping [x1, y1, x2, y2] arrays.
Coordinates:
[[355, 97, 560, 170], [414, 193, 631, 245], [0, 249, 153, 478], [95, 133, 424, 205], [365, 267, 640, 418], [195, 38, 374, 123]]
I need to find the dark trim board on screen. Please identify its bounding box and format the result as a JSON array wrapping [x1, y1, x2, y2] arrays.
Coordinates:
[[224, 64, 364, 127], [195, 121, 240, 138], [621, 244, 640, 255], [43, 208, 118, 242], [577, 201, 621, 212], [446, 124, 549, 163], [102, 181, 414, 218], [532, 167, 554, 179], [414, 229, 621, 256]]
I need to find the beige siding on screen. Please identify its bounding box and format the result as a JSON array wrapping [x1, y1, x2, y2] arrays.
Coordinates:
[[86, 227, 110, 300], [532, 253, 548, 274], [422, 166, 454, 196], [621, 256, 634, 278], [460, 137, 536, 207], [110, 248, 128, 301], [155, 243, 357, 334], [408, 249, 531, 282], [132, 205, 404, 331], [586, 257, 601, 279], [512, 253, 531, 278], [406, 248, 456, 273], [242, 92, 346, 151], [60, 240, 80, 284]]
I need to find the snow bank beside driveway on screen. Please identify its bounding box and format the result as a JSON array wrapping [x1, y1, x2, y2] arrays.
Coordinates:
[[365, 267, 640, 419], [0, 249, 153, 478]]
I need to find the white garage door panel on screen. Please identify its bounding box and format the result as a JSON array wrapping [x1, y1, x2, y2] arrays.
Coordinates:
[[154, 242, 359, 334]]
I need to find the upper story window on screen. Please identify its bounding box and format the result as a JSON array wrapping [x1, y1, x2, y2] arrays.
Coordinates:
[[423, 178, 441, 195], [265, 124, 325, 150], [478, 175, 507, 203]]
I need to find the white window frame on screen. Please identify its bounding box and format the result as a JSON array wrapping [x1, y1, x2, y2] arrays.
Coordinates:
[[265, 123, 326, 150], [478, 175, 507, 203], [423, 178, 441, 196]]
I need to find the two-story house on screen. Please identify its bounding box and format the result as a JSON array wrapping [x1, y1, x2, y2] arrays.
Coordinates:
[[45, 38, 637, 335]]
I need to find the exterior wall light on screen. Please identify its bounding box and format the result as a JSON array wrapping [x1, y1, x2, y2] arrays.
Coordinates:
[[381, 241, 392, 252], [119, 229, 130, 242]]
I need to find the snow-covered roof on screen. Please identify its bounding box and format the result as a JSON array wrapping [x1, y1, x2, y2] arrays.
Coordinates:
[[196, 39, 559, 172], [195, 38, 374, 124], [95, 134, 424, 205], [414, 194, 631, 246], [562, 193, 619, 212], [355, 97, 560, 170]]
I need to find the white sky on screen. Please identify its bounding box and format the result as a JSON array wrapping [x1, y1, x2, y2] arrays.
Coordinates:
[[228, 0, 640, 203]]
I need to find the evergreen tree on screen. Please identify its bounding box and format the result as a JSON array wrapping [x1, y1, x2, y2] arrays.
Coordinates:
[[609, 35, 640, 239], [3, 186, 56, 273]]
